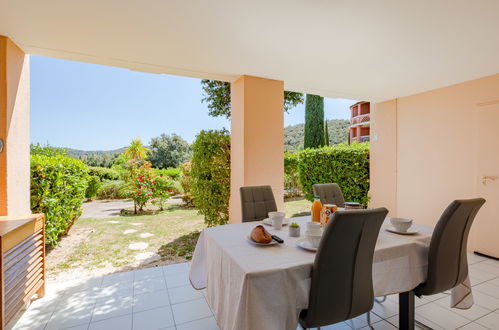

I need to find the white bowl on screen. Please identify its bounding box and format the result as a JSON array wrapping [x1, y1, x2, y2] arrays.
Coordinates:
[[305, 230, 322, 248], [390, 218, 413, 232]]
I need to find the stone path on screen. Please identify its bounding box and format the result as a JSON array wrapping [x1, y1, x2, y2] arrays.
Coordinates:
[[81, 199, 133, 218], [128, 242, 149, 250]]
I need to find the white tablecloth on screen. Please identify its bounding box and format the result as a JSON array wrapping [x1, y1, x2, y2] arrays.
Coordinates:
[[189, 217, 466, 330]]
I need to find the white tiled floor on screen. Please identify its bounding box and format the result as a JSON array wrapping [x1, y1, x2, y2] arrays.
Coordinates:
[[9, 253, 499, 330]]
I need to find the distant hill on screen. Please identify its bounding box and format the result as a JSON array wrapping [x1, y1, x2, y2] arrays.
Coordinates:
[[284, 119, 350, 153], [59, 119, 350, 164], [64, 147, 126, 159]]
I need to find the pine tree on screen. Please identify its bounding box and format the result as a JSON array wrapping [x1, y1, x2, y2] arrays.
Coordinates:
[[324, 120, 330, 146], [304, 94, 325, 149]]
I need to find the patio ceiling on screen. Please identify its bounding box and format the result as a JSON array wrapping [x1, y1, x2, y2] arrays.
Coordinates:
[[0, 0, 498, 101]]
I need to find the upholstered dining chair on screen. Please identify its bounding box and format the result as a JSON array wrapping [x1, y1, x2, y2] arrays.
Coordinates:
[[312, 183, 345, 207], [240, 185, 277, 222], [398, 198, 485, 330], [415, 198, 485, 297], [299, 208, 388, 330]]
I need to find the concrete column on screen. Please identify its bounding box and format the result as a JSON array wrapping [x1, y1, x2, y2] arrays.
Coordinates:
[[369, 99, 398, 216], [229, 75, 284, 223], [0, 36, 31, 216]]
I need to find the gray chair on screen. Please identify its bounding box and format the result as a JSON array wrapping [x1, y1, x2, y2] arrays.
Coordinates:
[[312, 183, 345, 207], [415, 198, 485, 297], [240, 185, 277, 222], [299, 208, 388, 329], [398, 198, 485, 330]]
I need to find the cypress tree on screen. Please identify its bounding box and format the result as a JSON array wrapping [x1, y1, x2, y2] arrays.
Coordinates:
[[324, 120, 330, 146], [304, 94, 325, 149]]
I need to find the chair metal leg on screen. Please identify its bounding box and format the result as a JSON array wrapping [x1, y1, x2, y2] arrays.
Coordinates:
[[399, 291, 415, 330], [366, 312, 374, 329], [375, 295, 387, 303]]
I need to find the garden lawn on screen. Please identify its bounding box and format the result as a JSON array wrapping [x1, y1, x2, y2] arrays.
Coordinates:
[[46, 199, 312, 281]]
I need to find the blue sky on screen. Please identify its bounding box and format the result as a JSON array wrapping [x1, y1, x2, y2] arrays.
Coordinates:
[[30, 56, 356, 150]]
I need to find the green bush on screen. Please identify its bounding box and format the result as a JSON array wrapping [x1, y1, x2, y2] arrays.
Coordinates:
[[96, 180, 127, 199], [154, 167, 182, 181], [297, 143, 370, 206], [85, 175, 101, 200], [89, 166, 121, 181], [179, 162, 194, 207], [31, 154, 90, 247], [191, 130, 231, 226], [284, 152, 301, 197]]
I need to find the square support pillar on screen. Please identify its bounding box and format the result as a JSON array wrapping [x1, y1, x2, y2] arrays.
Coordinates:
[[229, 75, 284, 223], [0, 36, 31, 216]]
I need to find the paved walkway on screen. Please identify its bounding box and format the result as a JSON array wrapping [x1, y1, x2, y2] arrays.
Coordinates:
[[81, 199, 134, 219], [81, 198, 183, 219]]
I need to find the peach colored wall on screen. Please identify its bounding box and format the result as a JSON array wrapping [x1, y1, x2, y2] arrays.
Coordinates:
[[0, 37, 6, 215], [229, 75, 284, 223], [369, 99, 397, 216], [0, 36, 31, 216], [370, 74, 499, 252]]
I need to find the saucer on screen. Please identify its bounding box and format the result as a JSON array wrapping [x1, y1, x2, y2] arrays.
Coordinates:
[[262, 218, 289, 226], [247, 236, 279, 246], [385, 226, 419, 235], [297, 239, 318, 252]]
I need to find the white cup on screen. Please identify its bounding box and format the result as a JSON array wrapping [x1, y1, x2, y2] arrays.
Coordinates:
[[269, 211, 285, 230], [305, 230, 322, 248], [272, 217, 284, 230], [306, 221, 322, 235]]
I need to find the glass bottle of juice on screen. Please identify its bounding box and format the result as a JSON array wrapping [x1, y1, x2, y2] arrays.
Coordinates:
[[311, 196, 323, 222]]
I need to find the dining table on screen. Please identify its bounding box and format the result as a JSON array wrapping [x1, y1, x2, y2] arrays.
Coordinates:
[[189, 215, 469, 330]]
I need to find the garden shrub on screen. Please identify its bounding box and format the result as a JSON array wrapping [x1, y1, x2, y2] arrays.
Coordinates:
[[191, 130, 231, 226], [284, 152, 301, 198], [179, 162, 194, 207], [297, 143, 370, 206], [154, 167, 182, 181], [89, 166, 121, 181], [96, 180, 127, 199], [85, 175, 101, 200], [31, 154, 90, 247]]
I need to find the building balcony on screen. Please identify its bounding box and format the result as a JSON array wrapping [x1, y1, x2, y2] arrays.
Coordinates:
[[350, 113, 370, 126]]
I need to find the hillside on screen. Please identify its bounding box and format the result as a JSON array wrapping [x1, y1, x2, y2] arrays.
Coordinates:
[[284, 119, 350, 152], [59, 119, 350, 162], [65, 147, 126, 159]]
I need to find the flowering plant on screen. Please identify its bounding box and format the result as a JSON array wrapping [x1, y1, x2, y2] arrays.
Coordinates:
[[152, 174, 174, 211]]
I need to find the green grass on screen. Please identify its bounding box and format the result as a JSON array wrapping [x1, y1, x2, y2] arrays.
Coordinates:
[[284, 197, 311, 218], [48, 198, 312, 274]]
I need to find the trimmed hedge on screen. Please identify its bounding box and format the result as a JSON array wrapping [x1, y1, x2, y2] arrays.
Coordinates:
[[96, 180, 127, 199], [191, 130, 231, 226], [297, 143, 370, 206], [154, 167, 182, 181], [284, 152, 301, 197], [89, 166, 121, 181], [31, 155, 89, 247]]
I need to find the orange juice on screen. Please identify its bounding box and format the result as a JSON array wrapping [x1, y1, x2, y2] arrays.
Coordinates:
[[321, 204, 338, 226], [311, 196, 323, 222]]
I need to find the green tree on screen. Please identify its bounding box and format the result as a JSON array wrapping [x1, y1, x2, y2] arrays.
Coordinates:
[[191, 130, 231, 226], [304, 94, 325, 149], [148, 134, 191, 169], [324, 120, 330, 146], [125, 138, 150, 161], [201, 80, 304, 118]]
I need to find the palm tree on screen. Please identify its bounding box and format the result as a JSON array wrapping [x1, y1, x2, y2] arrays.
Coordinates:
[[125, 138, 150, 160]]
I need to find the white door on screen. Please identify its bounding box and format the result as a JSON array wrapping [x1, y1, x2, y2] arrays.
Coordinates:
[[474, 103, 499, 258]]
